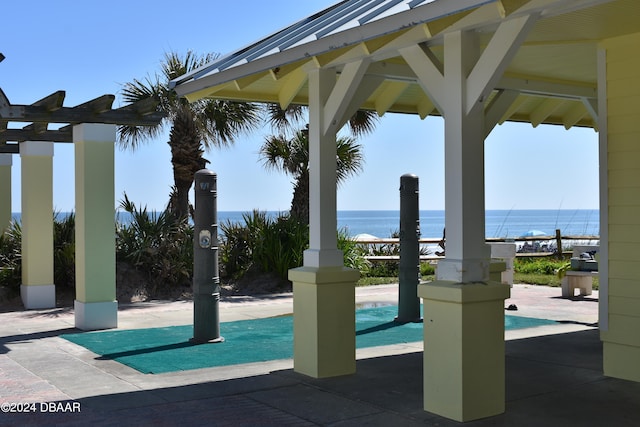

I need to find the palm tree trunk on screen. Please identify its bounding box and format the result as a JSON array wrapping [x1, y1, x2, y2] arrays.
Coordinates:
[[290, 170, 310, 225], [168, 109, 207, 219]]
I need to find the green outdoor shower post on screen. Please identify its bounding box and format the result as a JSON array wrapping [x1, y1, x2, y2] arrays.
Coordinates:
[[192, 169, 224, 343], [396, 174, 422, 323]]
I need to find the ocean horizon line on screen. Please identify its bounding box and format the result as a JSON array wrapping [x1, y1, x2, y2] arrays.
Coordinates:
[[11, 208, 599, 214], [10, 209, 600, 239]]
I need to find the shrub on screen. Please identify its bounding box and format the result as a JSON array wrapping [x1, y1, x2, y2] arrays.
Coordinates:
[[219, 210, 308, 281], [53, 212, 75, 289], [0, 220, 22, 291], [514, 257, 567, 275], [337, 228, 370, 274], [115, 194, 193, 294], [1, 213, 78, 292]]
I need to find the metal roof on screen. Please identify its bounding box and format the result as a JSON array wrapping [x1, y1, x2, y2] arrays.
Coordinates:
[[173, 0, 640, 130]]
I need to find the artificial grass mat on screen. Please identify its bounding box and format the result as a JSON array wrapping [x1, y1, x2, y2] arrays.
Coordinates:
[[62, 305, 556, 374]]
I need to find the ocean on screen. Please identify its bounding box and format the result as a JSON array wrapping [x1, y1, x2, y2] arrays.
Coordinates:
[[13, 209, 598, 239]]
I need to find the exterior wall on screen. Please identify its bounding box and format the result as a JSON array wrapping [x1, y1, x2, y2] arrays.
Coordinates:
[[600, 32, 640, 382]]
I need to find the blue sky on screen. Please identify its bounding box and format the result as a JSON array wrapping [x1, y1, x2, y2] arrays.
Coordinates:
[[3, 0, 599, 213]]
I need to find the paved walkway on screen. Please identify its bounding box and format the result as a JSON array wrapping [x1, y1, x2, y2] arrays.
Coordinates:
[[0, 284, 638, 426]]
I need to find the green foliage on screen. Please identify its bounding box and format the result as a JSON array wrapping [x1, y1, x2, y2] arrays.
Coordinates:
[[337, 228, 370, 274], [53, 212, 76, 289], [219, 210, 308, 281], [420, 262, 435, 277], [253, 213, 308, 279], [1, 213, 78, 292], [512, 256, 599, 288], [366, 233, 400, 277], [116, 194, 193, 293], [0, 220, 22, 290], [514, 257, 567, 275]]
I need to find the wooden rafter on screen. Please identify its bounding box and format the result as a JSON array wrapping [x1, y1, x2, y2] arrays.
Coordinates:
[[0, 87, 165, 150]]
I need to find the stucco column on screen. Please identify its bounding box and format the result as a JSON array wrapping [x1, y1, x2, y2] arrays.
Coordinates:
[[73, 123, 117, 330], [0, 154, 12, 233], [20, 141, 55, 309], [288, 67, 359, 378]]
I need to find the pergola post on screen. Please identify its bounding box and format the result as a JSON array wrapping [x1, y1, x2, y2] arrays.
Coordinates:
[[19, 141, 55, 309], [0, 154, 12, 233], [73, 124, 117, 330], [288, 67, 360, 378]]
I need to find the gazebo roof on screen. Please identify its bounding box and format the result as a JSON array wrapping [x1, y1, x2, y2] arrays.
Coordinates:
[[173, 0, 640, 130]]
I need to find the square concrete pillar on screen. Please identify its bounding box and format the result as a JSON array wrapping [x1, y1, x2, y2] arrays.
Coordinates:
[[289, 266, 360, 378], [0, 154, 12, 233], [20, 142, 55, 309], [418, 280, 510, 422], [74, 124, 117, 330]]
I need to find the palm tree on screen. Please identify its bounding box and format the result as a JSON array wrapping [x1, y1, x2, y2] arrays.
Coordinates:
[[260, 129, 364, 225], [118, 51, 262, 219], [262, 103, 377, 224], [266, 103, 378, 137]]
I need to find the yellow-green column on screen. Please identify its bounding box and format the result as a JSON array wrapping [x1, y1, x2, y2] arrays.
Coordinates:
[[73, 124, 117, 330], [418, 281, 510, 422], [289, 267, 360, 378], [0, 154, 12, 233], [20, 141, 55, 309]]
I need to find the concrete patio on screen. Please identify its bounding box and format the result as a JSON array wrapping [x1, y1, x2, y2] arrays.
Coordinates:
[[1, 284, 638, 426]]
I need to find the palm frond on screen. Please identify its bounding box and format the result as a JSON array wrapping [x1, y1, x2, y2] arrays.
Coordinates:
[[198, 100, 261, 148], [266, 103, 306, 134], [347, 110, 379, 137], [260, 134, 292, 174], [336, 136, 364, 185]]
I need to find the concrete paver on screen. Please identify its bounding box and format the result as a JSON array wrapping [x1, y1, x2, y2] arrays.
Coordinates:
[[1, 284, 639, 426]]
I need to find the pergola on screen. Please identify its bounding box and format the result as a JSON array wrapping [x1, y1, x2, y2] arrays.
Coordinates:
[[0, 54, 163, 330], [172, 0, 640, 422]]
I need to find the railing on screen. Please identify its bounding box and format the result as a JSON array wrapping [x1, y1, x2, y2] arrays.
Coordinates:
[[356, 232, 600, 262]]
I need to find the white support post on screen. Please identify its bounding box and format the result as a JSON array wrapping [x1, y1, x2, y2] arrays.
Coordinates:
[[74, 124, 117, 330], [0, 154, 12, 233], [288, 66, 361, 378], [437, 30, 491, 283], [304, 67, 344, 269], [20, 142, 55, 309], [408, 16, 537, 421]]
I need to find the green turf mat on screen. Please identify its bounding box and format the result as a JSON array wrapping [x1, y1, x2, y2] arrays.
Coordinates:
[[62, 306, 556, 374]]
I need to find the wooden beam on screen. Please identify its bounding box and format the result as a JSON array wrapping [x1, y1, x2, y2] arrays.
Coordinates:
[[278, 66, 307, 109], [22, 122, 48, 135], [0, 144, 19, 153], [375, 81, 409, 116], [118, 96, 159, 116], [32, 91, 65, 111], [333, 75, 384, 133], [323, 58, 370, 136], [530, 97, 564, 127], [400, 43, 445, 113], [417, 96, 436, 119], [562, 102, 587, 129], [0, 88, 11, 118], [484, 89, 520, 137], [73, 94, 115, 113], [0, 129, 71, 143], [466, 13, 538, 114]]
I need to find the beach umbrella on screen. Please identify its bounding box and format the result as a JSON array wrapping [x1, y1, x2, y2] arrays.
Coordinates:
[[520, 229, 548, 237], [354, 233, 381, 241]]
